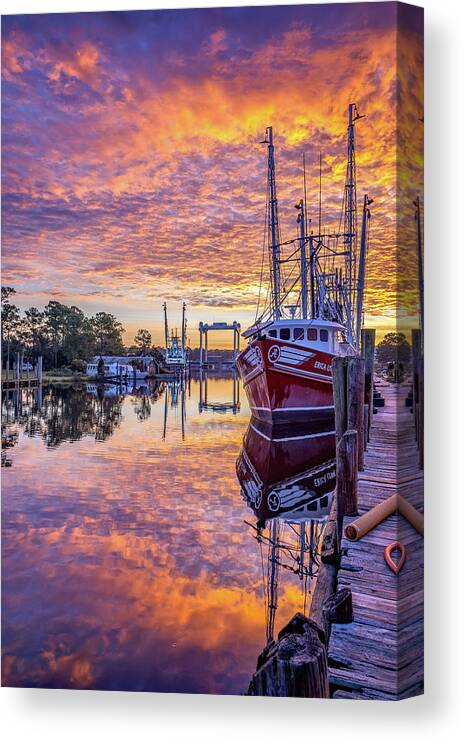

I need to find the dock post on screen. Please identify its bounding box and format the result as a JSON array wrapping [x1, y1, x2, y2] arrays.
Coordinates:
[[347, 357, 365, 471], [332, 356, 348, 442], [361, 328, 376, 439], [337, 429, 358, 516], [15, 352, 20, 386], [363, 403, 369, 451], [332, 356, 365, 471], [248, 613, 329, 698]]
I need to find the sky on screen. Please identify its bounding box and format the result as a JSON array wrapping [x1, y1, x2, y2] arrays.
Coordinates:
[[1, 2, 423, 347]]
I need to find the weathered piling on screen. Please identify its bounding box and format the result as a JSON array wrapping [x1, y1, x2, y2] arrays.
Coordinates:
[[248, 613, 329, 698], [332, 355, 365, 471], [347, 358, 365, 471], [336, 430, 358, 516], [361, 329, 376, 439]]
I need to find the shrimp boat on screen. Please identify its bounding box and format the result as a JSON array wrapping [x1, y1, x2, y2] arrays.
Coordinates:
[[163, 301, 188, 372], [237, 105, 372, 424]]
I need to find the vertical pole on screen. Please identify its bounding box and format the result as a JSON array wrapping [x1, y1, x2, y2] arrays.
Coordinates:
[[163, 302, 169, 350], [355, 195, 372, 350], [199, 323, 203, 367], [299, 522, 305, 580], [361, 328, 376, 438], [412, 329, 421, 444], [347, 357, 365, 471], [309, 235, 316, 318], [205, 330, 208, 365], [267, 519, 279, 643], [332, 356, 348, 442], [414, 197, 424, 349], [298, 200, 308, 319], [199, 369, 203, 412], [16, 352, 20, 386], [266, 127, 281, 320], [337, 430, 358, 516]]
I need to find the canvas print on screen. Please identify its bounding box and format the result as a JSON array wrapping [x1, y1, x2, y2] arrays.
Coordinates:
[[1, 2, 424, 699]]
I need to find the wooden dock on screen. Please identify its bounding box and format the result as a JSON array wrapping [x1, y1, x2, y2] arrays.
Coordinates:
[[327, 379, 424, 700]]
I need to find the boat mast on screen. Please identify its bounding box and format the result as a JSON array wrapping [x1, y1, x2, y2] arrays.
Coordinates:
[[343, 103, 364, 344], [263, 127, 281, 320], [297, 199, 308, 319], [355, 194, 373, 349], [163, 302, 169, 350], [181, 302, 186, 353]]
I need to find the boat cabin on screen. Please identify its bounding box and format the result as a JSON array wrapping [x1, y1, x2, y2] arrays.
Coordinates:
[[262, 319, 348, 355]]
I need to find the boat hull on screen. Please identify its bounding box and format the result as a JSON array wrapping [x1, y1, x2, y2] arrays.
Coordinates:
[[236, 337, 335, 423]]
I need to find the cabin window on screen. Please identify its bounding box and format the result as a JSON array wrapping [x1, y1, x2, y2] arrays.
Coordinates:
[[293, 327, 304, 340], [320, 329, 329, 342], [280, 328, 290, 340], [308, 501, 318, 511], [307, 328, 317, 341], [268, 329, 277, 338], [320, 496, 328, 508]]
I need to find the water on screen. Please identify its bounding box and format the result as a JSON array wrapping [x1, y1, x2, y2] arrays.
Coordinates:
[[1, 376, 328, 694]]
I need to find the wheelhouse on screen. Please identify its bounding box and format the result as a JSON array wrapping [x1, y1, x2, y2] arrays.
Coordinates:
[[263, 319, 348, 355]]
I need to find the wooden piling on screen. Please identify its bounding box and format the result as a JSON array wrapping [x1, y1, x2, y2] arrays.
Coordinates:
[[347, 357, 365, 471], [337, 430, 358, 516], [248, 613, 329, 698], [361, 329, 376, 439], [332, 356, 347, 441], [332, 356, 365, 471]]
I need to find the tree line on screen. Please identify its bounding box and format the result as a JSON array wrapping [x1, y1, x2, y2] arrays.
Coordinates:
[[1, 287, 161, 372]]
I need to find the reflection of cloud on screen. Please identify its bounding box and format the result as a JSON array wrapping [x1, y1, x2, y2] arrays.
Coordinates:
[[2, 380, 303, 692], [1, 5, 423, 340]]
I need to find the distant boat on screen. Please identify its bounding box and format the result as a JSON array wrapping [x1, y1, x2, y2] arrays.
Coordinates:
[[163, 302, 188, 371], [237, 107, 372, 424]]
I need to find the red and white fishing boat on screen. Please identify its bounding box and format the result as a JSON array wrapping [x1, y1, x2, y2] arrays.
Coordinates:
[[237, 107, 371, 424]]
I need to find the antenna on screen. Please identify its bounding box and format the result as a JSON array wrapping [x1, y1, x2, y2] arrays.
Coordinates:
[[318, 150, 322, 237]]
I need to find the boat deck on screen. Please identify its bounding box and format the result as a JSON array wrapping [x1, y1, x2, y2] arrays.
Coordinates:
[[328, 380, 424, 700]]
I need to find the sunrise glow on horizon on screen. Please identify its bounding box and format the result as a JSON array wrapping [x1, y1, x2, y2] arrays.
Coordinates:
[[1, 3, 423, 348]]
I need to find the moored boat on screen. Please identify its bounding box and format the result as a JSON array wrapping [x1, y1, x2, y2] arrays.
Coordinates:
[[237, 107, 372, 423]]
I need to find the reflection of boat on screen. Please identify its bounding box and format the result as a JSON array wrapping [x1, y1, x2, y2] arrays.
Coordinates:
[[162, 378, 187, 440], [237, 107, 372, 424], [164, 302, 188, 372], [237, 416, 335, 523], [236, 411, 336, 642]]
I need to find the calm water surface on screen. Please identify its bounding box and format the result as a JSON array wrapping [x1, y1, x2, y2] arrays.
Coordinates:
[[2, 376, 311, 694]]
